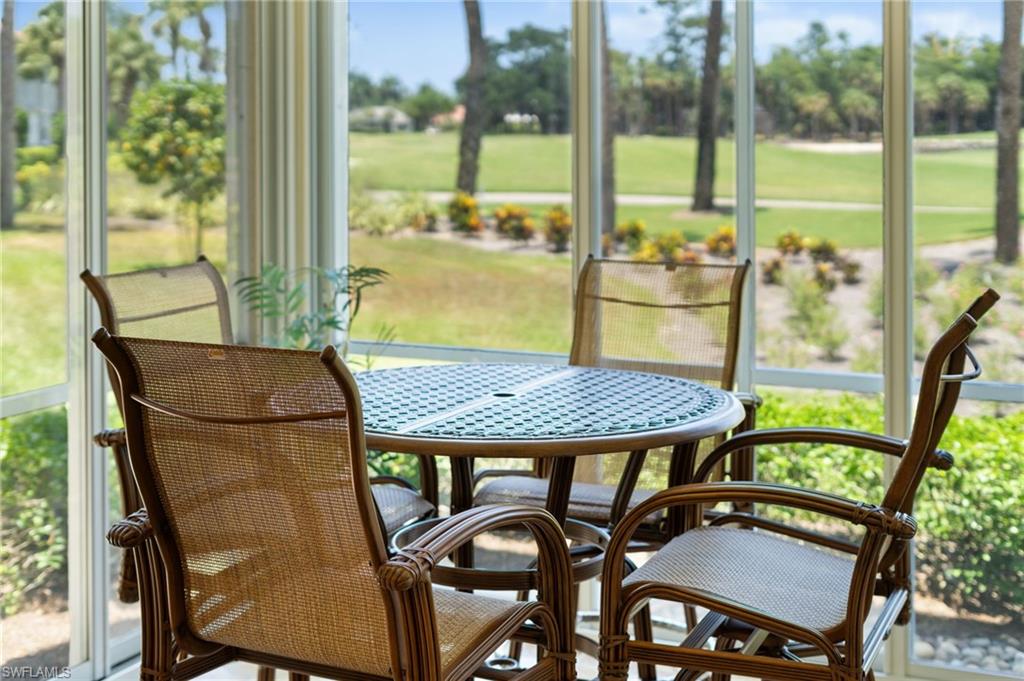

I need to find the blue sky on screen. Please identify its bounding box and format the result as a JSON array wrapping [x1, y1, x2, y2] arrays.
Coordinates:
[[12, 0, 1008, 94]]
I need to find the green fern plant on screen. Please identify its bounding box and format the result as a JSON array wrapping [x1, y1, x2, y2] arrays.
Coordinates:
[[235, 263, 393, 365]]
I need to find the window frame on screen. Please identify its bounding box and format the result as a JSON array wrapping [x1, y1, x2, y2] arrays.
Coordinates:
[[37, 1, 1022, 680]]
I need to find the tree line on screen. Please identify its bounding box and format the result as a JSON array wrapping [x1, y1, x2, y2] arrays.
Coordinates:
[[1, 0, 1019, 262]]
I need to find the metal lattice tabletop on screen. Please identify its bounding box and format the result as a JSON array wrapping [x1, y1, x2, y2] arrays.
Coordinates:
[[357, 363, 744, 458]]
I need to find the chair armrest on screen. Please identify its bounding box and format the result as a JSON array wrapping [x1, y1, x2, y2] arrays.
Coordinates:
[[107, 509, 154, 548], [620, 482, 916, 542], [369, 475, 417, 491], [694, 427, 954, 483], [472, 468, 540, 487], [377, 504, 572, 592], [94, 428, 126, 448]]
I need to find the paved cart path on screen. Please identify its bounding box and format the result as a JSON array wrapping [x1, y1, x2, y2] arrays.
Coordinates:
[[370, 190, 985, 214]]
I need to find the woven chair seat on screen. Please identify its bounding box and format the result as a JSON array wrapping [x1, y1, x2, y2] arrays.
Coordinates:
[[474, 475, 662, 524], [624, 526, 854, 633], [434, 588, 534, 675], [372, 484, 435, 534]]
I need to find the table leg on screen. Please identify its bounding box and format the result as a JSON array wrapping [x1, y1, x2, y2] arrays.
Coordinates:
[[545, 457, 576, 526], [667, 441, 699, 537], [450, 456, 475, 573]]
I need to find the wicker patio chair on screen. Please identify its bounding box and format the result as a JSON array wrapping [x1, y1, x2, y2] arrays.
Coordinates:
[[95, 332, 576, 681], [83, 260, 433, 681], [598, 289, 999, 681], [81, 259, 434, 580], [474, 257, 757, 540]]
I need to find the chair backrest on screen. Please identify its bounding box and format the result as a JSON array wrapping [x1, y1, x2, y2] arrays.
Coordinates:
[[571, 257, 750, 389], [92, 332, 398, 677], [81, 256, 233, 344], [883, 289, 1000, 515], [81, 257, 233, 412]]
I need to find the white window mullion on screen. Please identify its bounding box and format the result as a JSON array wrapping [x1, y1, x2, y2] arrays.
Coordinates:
[[882, 0, 914, 677], [734, 0, 756, 396], [570, 0, 601, 283], [65, 0, 108, 676]]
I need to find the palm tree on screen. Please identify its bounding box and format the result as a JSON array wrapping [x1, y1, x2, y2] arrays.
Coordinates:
[[839, 87, 877, 140], [150, 0, 190, 78], [185, 0, 220, 77], [108, 12, 166, 131], [995, 0, 1022, 264], [2, 0, 14, 230], [692, 0, 723, 212], [456, 0, 486, 195], [15, 1, 64, 111]]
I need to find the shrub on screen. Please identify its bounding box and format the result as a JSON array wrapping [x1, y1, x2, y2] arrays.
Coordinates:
[[14, 161, 60, 211], [705, 225, 736, 258], [1, 407, 69, 615], [807, 237, 839, 263], [601, 232, 614, 257], [761, 257, 785, 285], [653, 230, 686, 258], [350, 195, 404, 236], [544, 205, 572, 253], [493, 204, 535, 242], [15, 145, 59, 168], [397, 192, 438, 232], [776, 229, 806, 256], [631, 241, 663, 263], [812, 262, 838, 292], [837, 256, 862, 284], [447, 191, 484, 235], [614, 219, 647, 252], [785, 271, 848, 360]]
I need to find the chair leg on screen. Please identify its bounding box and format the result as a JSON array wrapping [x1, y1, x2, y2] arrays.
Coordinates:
[[632, 603, 657, 681], [288, 674, 309, 681], [138, 544, 173, 681], [255, 668, 275, 681], [708, 635, 735, 681]]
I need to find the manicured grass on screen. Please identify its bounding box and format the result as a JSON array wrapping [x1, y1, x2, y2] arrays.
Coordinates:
[[351, 131, 1023, 208], [349, 233, 573, 353], [1, 227, 68, 394], [0, 223, 226, 395]]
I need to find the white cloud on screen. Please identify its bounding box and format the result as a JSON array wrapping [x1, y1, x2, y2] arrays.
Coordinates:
[[606, 4, 667, 53], [914, 8, 1001, 41]]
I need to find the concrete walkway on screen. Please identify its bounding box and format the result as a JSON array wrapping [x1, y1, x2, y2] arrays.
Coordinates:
[[370, 190, 985, 214]]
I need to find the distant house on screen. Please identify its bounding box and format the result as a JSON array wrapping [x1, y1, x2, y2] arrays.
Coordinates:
[[349, 105, 413, 133], [15, 77, 59, 146], [430, 104, 465, 130]]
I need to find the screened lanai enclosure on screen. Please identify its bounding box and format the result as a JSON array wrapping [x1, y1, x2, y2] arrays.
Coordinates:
[[1, 1, 1021, 680]]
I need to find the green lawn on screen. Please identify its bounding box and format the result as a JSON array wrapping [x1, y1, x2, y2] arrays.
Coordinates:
[[351, 131, 1023, 209], [0, 224, 226, 395], [349, 234, 573, 353]]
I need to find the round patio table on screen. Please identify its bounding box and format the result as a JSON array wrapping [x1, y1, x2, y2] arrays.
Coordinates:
[[357, 362, 745, 528]]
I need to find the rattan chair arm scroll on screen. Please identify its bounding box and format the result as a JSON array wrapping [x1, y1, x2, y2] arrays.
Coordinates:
[[107, 509, 154, 548], [692, 427, 957, 485], [379, 504, 573, 592], [607, 482, 915, 563]]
